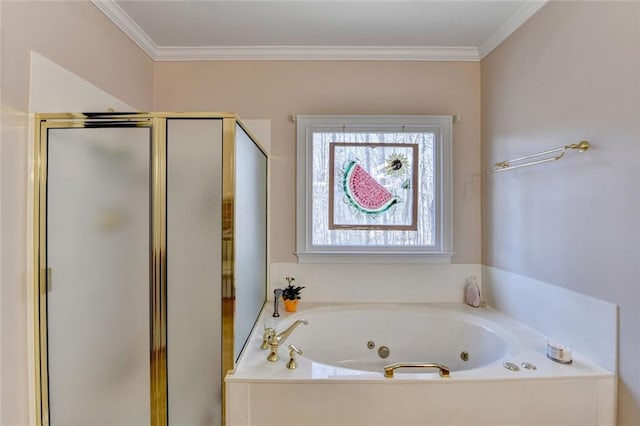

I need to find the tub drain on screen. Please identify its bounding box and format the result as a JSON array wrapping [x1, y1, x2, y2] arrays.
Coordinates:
[[460, 351, 470, 362]]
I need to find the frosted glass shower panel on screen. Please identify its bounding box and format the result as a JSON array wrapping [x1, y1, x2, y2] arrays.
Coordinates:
[[234, 124, 268, 358], [167, 119, 222, 425], [47, 127, 151, 425]]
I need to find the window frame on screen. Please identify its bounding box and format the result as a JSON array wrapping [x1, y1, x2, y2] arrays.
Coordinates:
[[295, 115, 453, 263]]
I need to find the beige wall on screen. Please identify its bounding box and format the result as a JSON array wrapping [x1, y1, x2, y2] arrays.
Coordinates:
[[8, 0, 636, 423], [154, 61, 482, 264], [482, 1, 640, 423], [1, 1, 153, 423]]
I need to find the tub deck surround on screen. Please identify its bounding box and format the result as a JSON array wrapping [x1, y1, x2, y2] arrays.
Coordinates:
[[229, 303, 612, 383], [482, 266, 618, 373], [227, 304, 615, 425]]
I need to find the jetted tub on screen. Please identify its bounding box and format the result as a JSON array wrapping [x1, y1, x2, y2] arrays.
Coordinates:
[[226, 304, 616, 426], [280, 305, 517, 374]]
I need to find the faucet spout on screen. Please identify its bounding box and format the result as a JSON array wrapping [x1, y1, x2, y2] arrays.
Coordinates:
[[266, 319, 309, 362], [275, 319, 308, 346]]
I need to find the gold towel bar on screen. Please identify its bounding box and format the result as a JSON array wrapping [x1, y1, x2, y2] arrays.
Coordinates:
[[490, 141, 590, 173], [384, 362, 450, 378]]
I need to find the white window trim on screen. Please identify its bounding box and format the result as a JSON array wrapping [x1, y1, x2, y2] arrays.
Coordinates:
[[296, 115, 453, 264]]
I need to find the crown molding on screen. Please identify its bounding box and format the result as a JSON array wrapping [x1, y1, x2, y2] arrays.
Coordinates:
[[91, 0, 158, 59], [91, 0, 479, 61], [93, 0, 542, 62], [478, 0, 548, 59], [153, 46, 480, 61]]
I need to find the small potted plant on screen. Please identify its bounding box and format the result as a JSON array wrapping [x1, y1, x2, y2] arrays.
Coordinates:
[[282, 276, 305, 312]]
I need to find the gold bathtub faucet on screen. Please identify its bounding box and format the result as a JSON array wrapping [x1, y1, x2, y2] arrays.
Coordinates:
[[264, 319, 309, 362]]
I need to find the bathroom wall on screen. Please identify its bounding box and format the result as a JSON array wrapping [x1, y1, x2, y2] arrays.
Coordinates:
[[6, 0, 635, 423], [154, 60, 482, 265], [1, 2, 153, 423], [481, 1, 640, 423]]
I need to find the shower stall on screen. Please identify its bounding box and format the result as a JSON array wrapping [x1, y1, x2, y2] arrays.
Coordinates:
[[32, 113, 268, 425]]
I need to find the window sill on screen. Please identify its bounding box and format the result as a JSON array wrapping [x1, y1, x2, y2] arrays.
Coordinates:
[[295, 252, 454, 264]]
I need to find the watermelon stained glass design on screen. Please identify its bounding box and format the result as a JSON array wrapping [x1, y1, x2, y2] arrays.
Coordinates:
[[329, 142, 418, 231], [343, 161, 399, 215]]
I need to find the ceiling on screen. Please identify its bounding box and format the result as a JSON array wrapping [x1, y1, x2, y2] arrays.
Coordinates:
[[93, 0, 547, 61]]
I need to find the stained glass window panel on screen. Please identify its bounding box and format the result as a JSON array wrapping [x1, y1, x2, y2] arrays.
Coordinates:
[[296, 115, 453, 262], [311, 132, 435, 246]]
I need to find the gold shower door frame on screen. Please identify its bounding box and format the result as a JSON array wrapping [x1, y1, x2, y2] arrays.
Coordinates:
[[33, 112, 254, 426]]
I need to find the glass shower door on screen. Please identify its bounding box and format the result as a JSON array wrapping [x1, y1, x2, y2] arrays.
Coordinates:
[[46, 126, 151, 425], [166, 118, 222, 425], [233, 124, 267, 359], [36, 113, 268, 425]]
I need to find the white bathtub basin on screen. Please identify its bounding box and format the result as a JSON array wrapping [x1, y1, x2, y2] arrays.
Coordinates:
[[282, 305, 517, 373]]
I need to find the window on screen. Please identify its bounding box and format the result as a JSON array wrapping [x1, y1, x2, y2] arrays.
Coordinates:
[[296, 115, 453, 263]]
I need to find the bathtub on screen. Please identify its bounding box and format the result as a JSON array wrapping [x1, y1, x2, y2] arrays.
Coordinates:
[[226, 304, 615, 426], [279, 305, 517, 374]]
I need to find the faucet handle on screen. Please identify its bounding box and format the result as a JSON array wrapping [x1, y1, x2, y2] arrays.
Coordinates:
[[287, 344, 303, 370], [261, 327, 275, 350]]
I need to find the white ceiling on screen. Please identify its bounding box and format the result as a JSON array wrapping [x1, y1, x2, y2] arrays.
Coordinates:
[[93, 0, 547, 61]]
